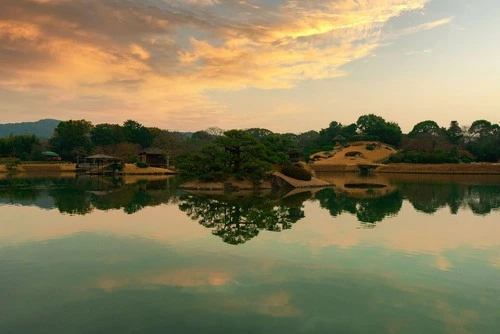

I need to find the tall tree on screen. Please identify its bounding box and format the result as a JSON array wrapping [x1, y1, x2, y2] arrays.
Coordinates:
[[466, 120, 500, 162], [408, 120, 447, 152], [49, 120, 92, 160], [356, 114, 402, 147], [90, 123, 124, 147], [409, 120, 443, 137], [216, 130, 270, 176], [446, 121, 463, 145], [0, 134, 41, 160], [123, 120, 153, 148]]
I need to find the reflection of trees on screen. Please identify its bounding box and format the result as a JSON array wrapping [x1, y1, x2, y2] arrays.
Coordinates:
[[178, 193, 306, 245], [397, 183, 500, 215], [398, 183, 455, 214], [0, 178, 45, 202], [89, 179, 179, 214], [0, 177, 179, 215], [315, 188, 403, 228], [51, 187, 93, 215], [464, 185, 500, 215]]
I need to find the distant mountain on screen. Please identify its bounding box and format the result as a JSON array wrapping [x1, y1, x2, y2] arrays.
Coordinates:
[[0, 119, 60, 138]]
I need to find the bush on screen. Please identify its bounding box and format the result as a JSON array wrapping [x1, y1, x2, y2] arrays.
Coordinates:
[[365, 144, 375, 151], [136, 162, 149, 168], [387, 151, 461, 164], [0, 157, 21, 165], [281, 165, 312, 181], [111, 161, 124, 171]]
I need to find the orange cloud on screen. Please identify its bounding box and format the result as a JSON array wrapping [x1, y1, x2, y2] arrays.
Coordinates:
[[0, 0, 449, 128], [94, 268, 232, 292]]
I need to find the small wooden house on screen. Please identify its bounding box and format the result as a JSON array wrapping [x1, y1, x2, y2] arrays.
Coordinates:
[[138, 148, 167, 167], [288, 149, 302, 163], [333, 135, 346, 146]]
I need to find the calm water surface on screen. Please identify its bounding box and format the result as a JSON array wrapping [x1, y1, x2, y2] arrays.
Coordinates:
[[0, 174, 499, 333]]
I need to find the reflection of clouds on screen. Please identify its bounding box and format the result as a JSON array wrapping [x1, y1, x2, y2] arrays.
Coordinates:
[[143, 269, 231, 288], [0, 205, 208, 248], [259, 291, 301, 317], [280, 202, 500, 271], [94, 268, 232, 292], [434, 300, 480, 334], [221, 290, 301, 318], [0, 0, 450, 126], [435, 254, 452, 271]]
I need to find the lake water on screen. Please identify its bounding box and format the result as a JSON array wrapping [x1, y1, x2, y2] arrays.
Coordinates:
[[1, 174, 499, 333]]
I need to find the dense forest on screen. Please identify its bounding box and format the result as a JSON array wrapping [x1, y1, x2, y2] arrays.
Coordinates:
[[0, 115, 499, 175]]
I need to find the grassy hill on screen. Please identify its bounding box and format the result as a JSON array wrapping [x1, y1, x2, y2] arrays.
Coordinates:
[[0, 119, 60, 138], [311, 141, 398, 165]]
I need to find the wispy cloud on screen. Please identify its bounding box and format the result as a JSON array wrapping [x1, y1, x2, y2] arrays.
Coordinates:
[[400, 16, 454, 35], [0, 0, 449, 128], [405, 49, 432, 56]]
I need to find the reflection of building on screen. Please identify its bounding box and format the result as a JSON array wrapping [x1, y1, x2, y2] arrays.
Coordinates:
[[138, 148, 167, 167]]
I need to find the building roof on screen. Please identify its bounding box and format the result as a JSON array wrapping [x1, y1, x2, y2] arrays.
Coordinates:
[[139, 148, 163, 155], [333, 135, 346, 141], [42, 151, 60, 157]]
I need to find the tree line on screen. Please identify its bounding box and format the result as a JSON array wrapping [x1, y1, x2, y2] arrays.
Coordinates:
[[0, 114, 499, 167]]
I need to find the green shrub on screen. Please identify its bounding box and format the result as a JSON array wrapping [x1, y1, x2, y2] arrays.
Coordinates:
[[112, 161, 124, 171], [0, 157, 21, 164], [136, 162, 149, 168], [365, 144, 375, 151], [387, 151, 461, 164], [281, 165, 312, 181]]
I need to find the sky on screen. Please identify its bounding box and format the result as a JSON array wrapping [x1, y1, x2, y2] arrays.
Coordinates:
[[0, 0, 499, 133]]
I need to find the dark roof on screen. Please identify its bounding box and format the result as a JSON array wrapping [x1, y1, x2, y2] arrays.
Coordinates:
[[139, 148, 163, 155]]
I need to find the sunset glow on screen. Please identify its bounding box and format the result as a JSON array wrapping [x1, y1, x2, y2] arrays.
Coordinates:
[[1, 0, 498, 131]]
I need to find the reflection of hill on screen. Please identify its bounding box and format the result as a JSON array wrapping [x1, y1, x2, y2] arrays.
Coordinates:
[[178, 193, 306, 245], [315, 188, 402, 228], [315, 172, 396, 198]]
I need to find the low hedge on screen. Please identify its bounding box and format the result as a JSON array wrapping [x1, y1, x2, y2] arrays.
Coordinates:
[[281, 165, 312, 181], [136, 162, 150, 168]]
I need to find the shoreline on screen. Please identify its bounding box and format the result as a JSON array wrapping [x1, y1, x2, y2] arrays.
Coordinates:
[[310, 163, 500, 175], [1, 162, 499, 176], [0, 163, 176, 175]]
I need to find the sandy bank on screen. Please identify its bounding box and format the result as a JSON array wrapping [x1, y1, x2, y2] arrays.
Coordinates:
[[180, 172, 331, 192], [119, 164, 176, 175], [377, 163, 500, 174], [0, 163, 77, 173], [0, 163, 176, 175], [272, 172, 331, 188], [310, 163, 500, 174]]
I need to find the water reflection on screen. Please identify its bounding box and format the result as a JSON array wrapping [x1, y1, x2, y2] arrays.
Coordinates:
[[178, 192, 306, 245], [1, 175, 499, 333], [315, 188, 402, 228], [398, 182, 500, 215], [0, 176, 179, 215], [0, 174, 499, 226]]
